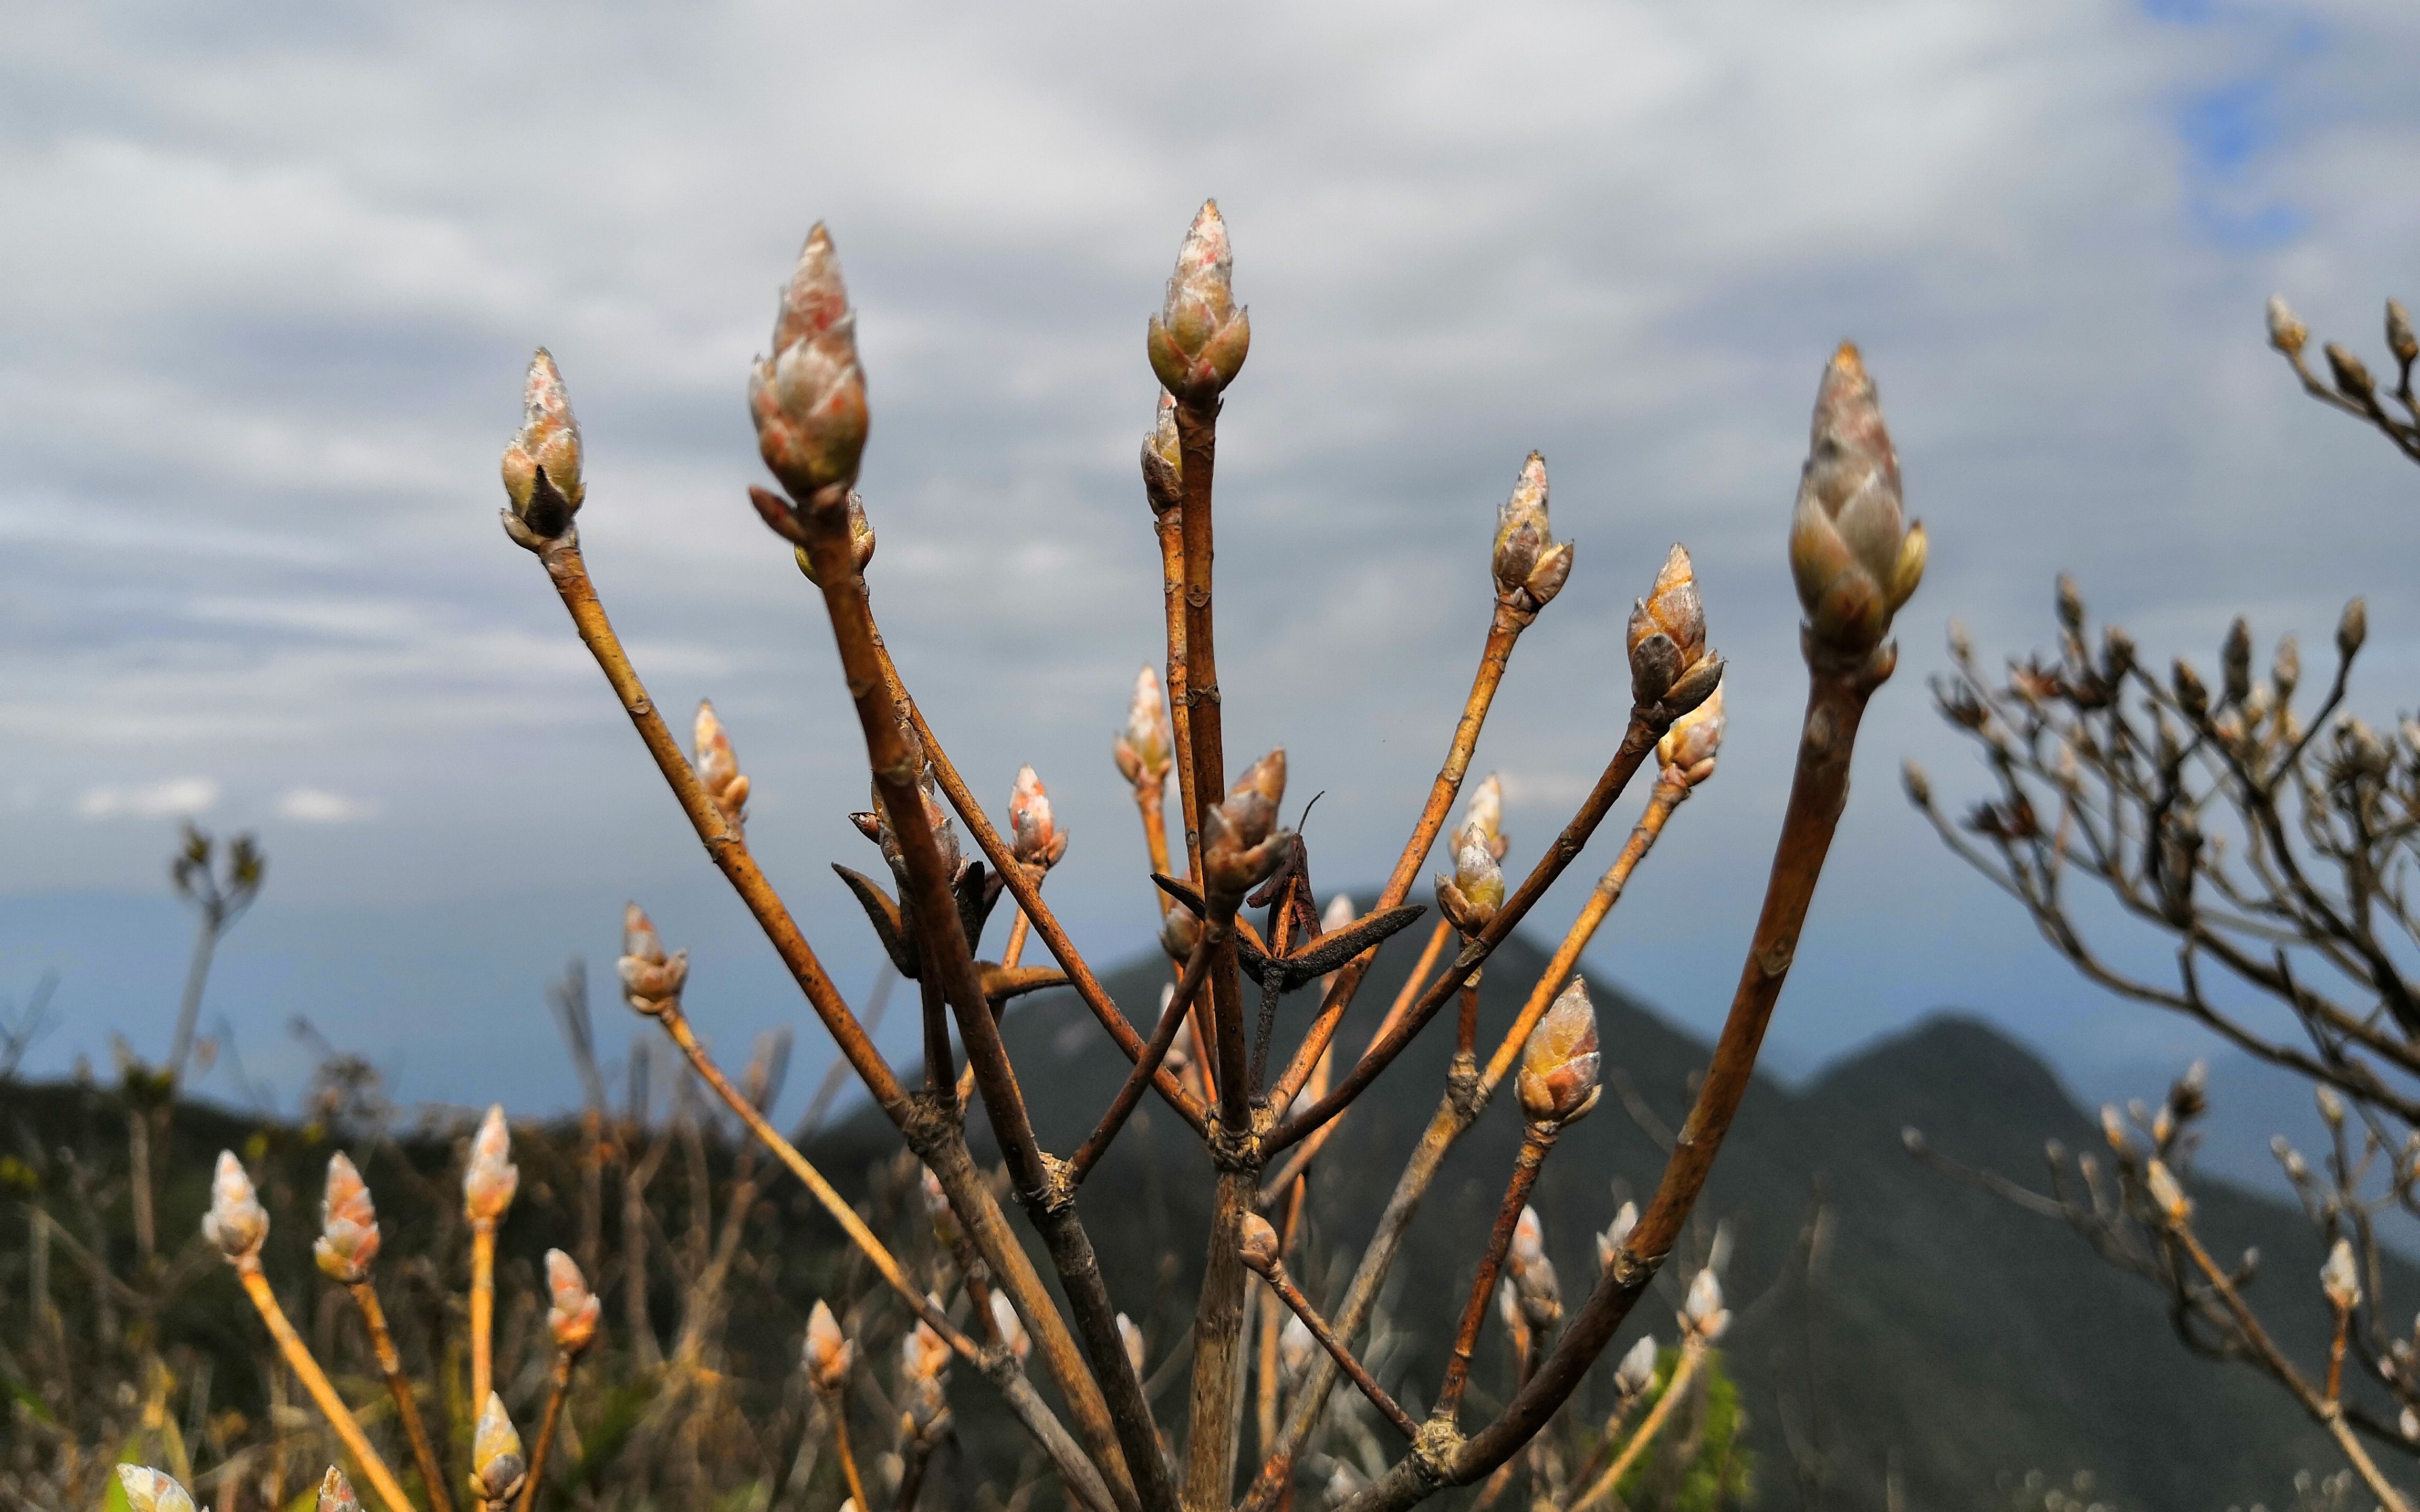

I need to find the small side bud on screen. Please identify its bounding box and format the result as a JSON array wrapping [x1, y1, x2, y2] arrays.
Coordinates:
[[463, 1105, 519, 1226], [1901, 759, 1933, 810], [1434, 826, 1505, 936], [1655, 685, 1726, 786], [988, 1291, 1031, 1361], [2322, 1236, 2362, 1313], [1202, 750, 1291, 902], [204, 1150, 268, 1265], [546, 1250, 601, 1355], [805, 1299, 855, 1389], [1142, 393, 1182, 514], [1114, 666, 1175, 790], [471, 1392, 527, 1506], [2171, 659, 2209, 723], [785, 489, 877, 582], [1597, 1200, 1640, 1278], [2268, 295, 2308, 356], [500, 349, 585, 548], [748, 225, 870, 503], [618, 902, 690, 1016], [2317, 1084, 2345, 1129], [1461, 774, 1506, 862], [1681, 1268, 1730, 1341], [1516, 979, 1603, 1126], [1239, 1211, 1281, 1272], [1280, 1314, 1316, 1379], [1008, 765, 1071, 872], [1614, 1335, 1658, 1399], [314, 1152, 381, 1283], [117, 1466, 198, 1512], [2145, 1159, 2191, 1225], [1145, 201, 1251, 404], [317, 1466, 363, 1512], [1789, 343, 1922, 659], [2325, 342, 2376, 403], [694, 701, 750, 832]]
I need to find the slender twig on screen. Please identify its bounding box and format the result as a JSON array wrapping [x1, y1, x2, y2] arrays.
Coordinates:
[[1435, 1125, 1557, 1420], [234, 1264, 419, 1512], [513, 1353, 572, 1512], [1071, 936, 1217, 1183], [1566, 1337, 1707, 1512], [348, 1281, 454, 1512], [470, 1221, 497, 1424], [1250, 1257, 1416, 1441], [825, 1382, 870, 1512]]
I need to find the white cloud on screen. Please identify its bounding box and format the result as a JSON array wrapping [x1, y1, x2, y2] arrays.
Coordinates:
[[274, 786, 377, 824], [76, 776, 218, 819]]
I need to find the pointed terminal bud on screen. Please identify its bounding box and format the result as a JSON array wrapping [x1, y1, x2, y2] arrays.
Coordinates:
[[1160, 907, 1202, 964], [1627, 545, 1715, 711], [1656, 685, 1727, 786], [204, 1150, 268, 1265], [1322, 892, 1357, 934], [314, 1152, 381, 1283], [1202, 750, 1291, 902], [1145, 201, 1251, 404], [1434, 826, 1505, 936], [801, 1298, 854, 1390], [2325, 342, 2376, 404], [471, 1392, 527, 1506], [2274, 635, 2302, 705], [1681, 1268, 1730, 1341], [1118, 1312, 1148, 1376], [1614, 1335, 1658, 1399], [748, 224, 869, 506], [464, 1104, 519, 1226], [618, 902, 691, 1016], [1008, 765, 1071, 872], [1142, 392, 1183, 515], [988, 1290, 1032, 1361], [2390, 299, 2419, 366], [1491, 453, 1573, 612], [2322, 1236, 2362, 1313], [2268, 295, 2308, 356], [1462, 774, 1506, 862], [117, 1467, 198, 1512], [1239, 1211, 1281, 1272], [546, 1249, 601, 1355], [2222, 618, 2251, 707], [901, 1308, 953, 1384], [2101, 1104, 2133, 1156], [317, 1466, 364, 1512], [785, 488, 878, 583], [1789, 344, 1923, 659], [1114, 666, 1174, 790], [693, 701, 750, 832], [1901, 759, 1933, 811], [1517, 979, 1603, 1126], [499, 349, 585, 548], [2317, 1084, 2345, 1128], [2056, 574, 2085, 634], [1599, 1200, 1639, 1273], [2171, 659, 2209, 724], [2145, 1159, 2190, 1225], [2339, 598, 2368, 661]]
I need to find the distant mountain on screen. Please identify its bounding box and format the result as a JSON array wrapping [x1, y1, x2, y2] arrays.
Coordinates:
[[842, 924, 2402, 1510]]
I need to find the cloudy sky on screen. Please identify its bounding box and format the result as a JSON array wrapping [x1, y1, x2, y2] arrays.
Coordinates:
[[5, 1, 2418, 1146]]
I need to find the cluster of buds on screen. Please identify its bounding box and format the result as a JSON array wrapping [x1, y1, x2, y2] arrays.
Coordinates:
[[1612, 1333, 1660, 1403], [899, 1308, 953, 1431], [856, 764, 967, 888], [1008, 765, 1071, 874], [1680, 1267, 1730, 1341], [2269, 293, 2420, 409], [499, 349, 585, 548], [1491, 453, 1573, 616], [1201, 750, 1292, 902], [1141, 393, 1182, 514], [1516, 979, 1603, 1127], [1787, 344, 1925, 661], [618, 902, 691, 1016], [1596, 1199, 1639, 1276], [313, 1151, 381, 1283], [472, 1392, 527, 1507], [2321, 1237, 2362, 1315], [1435, 777, 1507, 936], [1113, 667, 1175, 793], [694, 701, 750, 832], [547, 1249, 602, 1354], [748, 224, 869, 508], [1655, 685, 1727, 788], [1505, 1204, 1562, 1333], [1626, 545, 1724, 719], [1145, 201, 1251, 406], [464, 1104, 519, 1227], [204, 1149, 268, 1266], [805, 1299, 857, 1392]]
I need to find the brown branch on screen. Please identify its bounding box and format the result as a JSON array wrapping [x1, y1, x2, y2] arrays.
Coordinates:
[[513, 1353, 572, 1512], [1435, 1124, 1556, 1421], [1251, 1257, 1416, 1441], [348, 1280, 454, 1512], [1071, 934, 1218, 1183], [235, 1263, 419, 1512], [1565, 1336, 1708, 1512]]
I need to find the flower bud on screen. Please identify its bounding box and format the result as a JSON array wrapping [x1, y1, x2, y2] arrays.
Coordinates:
[[1788, 344, 1923, 657], [2317, 1084, 2345, 1129], [1321, 893, 1356, 936], [1516, 979, 1602, 1126], [471, 1392, 527, 1505], [1510, 1206, 1561, 1330], [749, 225, 868, 505], [1145, 201, 1251, 404], [2267, 295, 2308, 356], [1491, 453, 1573, 612], [1901, 759, 1933, 810], [989, 1290, 1032, 1361], [1202, 750, 1291, 901], [1434, 826, 1504, 936], [1628, 545, 1716, 710], [1279, 1313, 1316, 1379], [1118, 1312, 1148, 1375], [2169, 1059, 2209, 1121], [1239, 1211, 1281, 1272], [117, 1467, 197, 1512], [314, 1152, 381, 1283], [2100, 1104, 2132, 1156], [2144, 1159, 2190, 1224], [2171, 659, 2208, 723], [1114, 666, 1175, 790], [1597, 1200, 1639, 1276], [2390, 299, 2419, 366], [2339, 598, 2368, 661], [1461, 774, 1506, 862], [901, 1307, 953, 1385], [1681, 1268, 1730, 1340], [1160, 908, 1201, 964], [1613, 1335, 1658, 1399], [1142, 392, 1182, 515], [2055, 574, 2085, 634], [786, 489, 877, 584], [205, 1149, 268, 1264], [618, 902, 691, 1016], [500, 349, 584, 545], [805, 1298, 855, 1389], [2274, 635, 2301, 704], [1655, 685, 1726, 786], [2322, 1236, 2362, 1312], [317, 1466, 363, 1512], [1009, 765, 1071, 872], [464, 1104, 519, 1226], [546, 1249, 601, 1354], [694, 701, 750, 832], [2325, 342, 2376, 403]]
